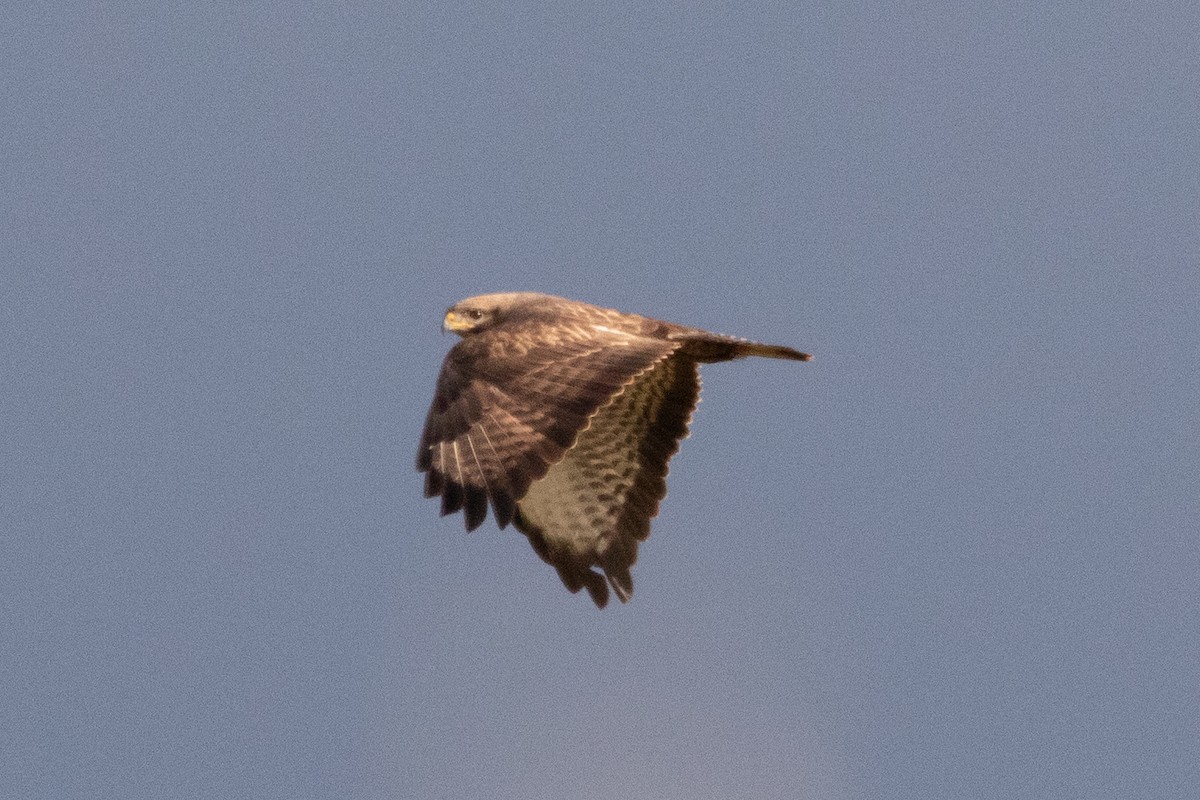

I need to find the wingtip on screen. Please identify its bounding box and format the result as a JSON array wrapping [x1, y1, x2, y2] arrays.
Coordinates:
[[492, 495, 516, 529], [586, 575, 610, 609], [462, 509, 486, 532]]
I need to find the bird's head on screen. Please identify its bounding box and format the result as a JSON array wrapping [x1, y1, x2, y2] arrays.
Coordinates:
[[442, 292, 551, 336], [442, 299, 497, 336]]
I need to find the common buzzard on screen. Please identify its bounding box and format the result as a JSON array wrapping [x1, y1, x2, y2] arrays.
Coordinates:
[[417, 292, 811, 607]]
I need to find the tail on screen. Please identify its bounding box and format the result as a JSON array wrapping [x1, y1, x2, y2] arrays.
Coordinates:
[[670, 331, 812, 363], [735, 342, 813, 362]]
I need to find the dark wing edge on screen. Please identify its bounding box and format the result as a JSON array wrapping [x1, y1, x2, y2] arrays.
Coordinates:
[[601, 357, 701, 604]]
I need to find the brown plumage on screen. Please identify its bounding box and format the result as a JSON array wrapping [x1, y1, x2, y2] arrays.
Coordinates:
[[416, 292, 811, 607]]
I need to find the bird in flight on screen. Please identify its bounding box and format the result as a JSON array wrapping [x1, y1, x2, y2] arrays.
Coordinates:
[[417, 292, 811, 607]]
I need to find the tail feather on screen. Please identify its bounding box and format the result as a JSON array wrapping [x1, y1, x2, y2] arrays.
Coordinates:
[[735, 341, 813, 362], [669, 331, 812, 363]]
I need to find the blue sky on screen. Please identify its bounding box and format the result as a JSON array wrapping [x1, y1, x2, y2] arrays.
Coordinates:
[[4, 3, 1197, 798]]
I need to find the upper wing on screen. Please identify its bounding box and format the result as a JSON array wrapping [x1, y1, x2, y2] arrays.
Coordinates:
[[417, 321, 679, 531]]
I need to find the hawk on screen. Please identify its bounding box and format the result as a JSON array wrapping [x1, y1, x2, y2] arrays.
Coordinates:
[[417, 292, 811, 607]]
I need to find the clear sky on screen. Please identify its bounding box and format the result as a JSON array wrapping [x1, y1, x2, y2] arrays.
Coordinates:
[[4, 3, 1197, 799]]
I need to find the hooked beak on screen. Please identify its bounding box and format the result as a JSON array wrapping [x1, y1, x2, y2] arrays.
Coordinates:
[[442, 309, 469, 335]]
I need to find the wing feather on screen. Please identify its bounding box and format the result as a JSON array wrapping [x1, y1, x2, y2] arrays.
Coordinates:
[[417, 318, 679, 532], [474, 419, 516, 528], [513, 356, 701, 606]]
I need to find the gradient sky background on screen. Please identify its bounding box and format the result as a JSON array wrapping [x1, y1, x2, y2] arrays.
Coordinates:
[[4, 3, 1198, 799]]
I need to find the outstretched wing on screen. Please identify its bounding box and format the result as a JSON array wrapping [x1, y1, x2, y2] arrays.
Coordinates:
[[417, 321, 678, 532], [513, 355, 701, 607]]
